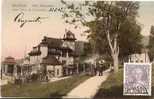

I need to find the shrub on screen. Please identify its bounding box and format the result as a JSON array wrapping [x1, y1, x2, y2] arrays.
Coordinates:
[[31, 73, 39, 81]]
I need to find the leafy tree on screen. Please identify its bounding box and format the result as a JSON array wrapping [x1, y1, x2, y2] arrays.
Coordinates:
[[82, 42, 93, 56], [148, 25, 154, 62], [118, 18, 143, 62], [61, 1, 142, 73]]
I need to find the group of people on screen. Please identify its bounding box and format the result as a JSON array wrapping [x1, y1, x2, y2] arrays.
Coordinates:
[[94, 66, 104, 76]]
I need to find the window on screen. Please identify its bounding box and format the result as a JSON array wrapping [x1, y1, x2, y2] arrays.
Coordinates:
[[2, 65, 5, 73], [17, 65, 21, 73], [62, 60, 66, 64], [57, 69, 59, 75], [48, 48, 56, 53], [62, 53, 66, 57], [7, 65, 14, 74]]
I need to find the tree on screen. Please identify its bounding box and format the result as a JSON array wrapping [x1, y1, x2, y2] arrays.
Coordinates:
[[61, 1, 142, 73], [148, 25, 154, 62], [118, 18, 143, 62]]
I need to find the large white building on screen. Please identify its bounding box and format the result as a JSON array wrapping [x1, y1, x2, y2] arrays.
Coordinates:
[[27, 30, 78, 78], [1, 30, 87, 82]]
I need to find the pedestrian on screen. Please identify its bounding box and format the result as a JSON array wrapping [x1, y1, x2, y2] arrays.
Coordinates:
[[100, 66, 103, 76], [98, 65, 103, 76], [94, 66, 97, 76], [98, 66, 101, 76]]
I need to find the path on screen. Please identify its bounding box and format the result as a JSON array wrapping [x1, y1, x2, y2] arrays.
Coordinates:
[[63, 69, 111, 98]]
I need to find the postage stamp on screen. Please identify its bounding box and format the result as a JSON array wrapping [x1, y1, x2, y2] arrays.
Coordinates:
[[123, 63, 152, 96]]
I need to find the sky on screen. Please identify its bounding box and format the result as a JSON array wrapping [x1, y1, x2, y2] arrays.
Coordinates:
[[1, 0, 154, 60]]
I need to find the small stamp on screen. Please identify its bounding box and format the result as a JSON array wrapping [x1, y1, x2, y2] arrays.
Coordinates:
[[123, 63, 152, 96]]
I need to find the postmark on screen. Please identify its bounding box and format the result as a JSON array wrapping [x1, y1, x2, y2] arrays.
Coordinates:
[[123, 63, 152, 96]]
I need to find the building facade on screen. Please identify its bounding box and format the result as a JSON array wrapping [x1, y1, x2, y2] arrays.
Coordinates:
[[1, 30, 88, 82], [1, 56, 19, 82], [27, 30, 78, 78]]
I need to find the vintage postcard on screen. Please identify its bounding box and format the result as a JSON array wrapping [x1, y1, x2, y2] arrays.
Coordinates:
[[1, 0, 154, 98], [124, 63, 152, 96]]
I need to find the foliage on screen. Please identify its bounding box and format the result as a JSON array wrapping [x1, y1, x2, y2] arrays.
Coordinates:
[[31, 73, 39, 81], [61, 1, 143, 72], [81, 42, 93, 56], [118, 19, 143, 57], [148, 25, 154, 62]]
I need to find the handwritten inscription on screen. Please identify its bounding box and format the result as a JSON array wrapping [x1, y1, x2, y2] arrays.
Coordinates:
[[14, 12, 48, 28]]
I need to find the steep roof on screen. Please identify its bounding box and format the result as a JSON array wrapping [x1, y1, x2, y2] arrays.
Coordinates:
[[41, 55, 61, 65], [28, 50, 41, 56], [40, 36, 63, 48], [3, 56, 16, 64]]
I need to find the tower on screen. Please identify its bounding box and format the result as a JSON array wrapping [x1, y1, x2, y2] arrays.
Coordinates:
[[62, 30, 76, 51]]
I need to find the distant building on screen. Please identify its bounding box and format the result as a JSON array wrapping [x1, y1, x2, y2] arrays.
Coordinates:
[[128, 49, 150, 63], [128, 36, 150, 63], [1, 56, 19, 82]]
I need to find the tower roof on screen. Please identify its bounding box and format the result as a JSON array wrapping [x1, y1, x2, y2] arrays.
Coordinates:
[[28, 50, 41, 56], [63, 30, 76, 41]]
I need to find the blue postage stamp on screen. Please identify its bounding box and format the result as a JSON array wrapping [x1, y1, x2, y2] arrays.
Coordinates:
[[123, 63, 152, 96]]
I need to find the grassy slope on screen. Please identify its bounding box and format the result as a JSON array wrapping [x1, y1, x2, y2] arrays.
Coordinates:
[[95, 65, 154, 99], [1, 74, 90, 98]]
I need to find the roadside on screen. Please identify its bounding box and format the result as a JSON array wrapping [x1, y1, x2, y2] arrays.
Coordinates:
[[64, 69, 111, 98], [1, 74, 90, 97], [94, 66, 154, 99]]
